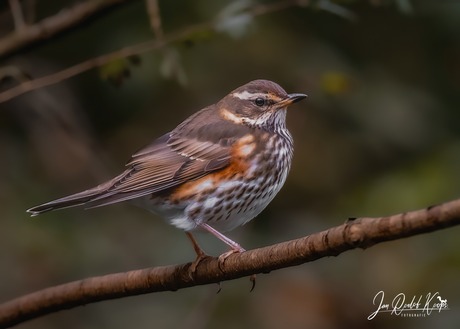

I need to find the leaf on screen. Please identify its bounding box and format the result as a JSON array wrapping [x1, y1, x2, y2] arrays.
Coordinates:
[[320, 71, 352, 95], [316, 0, 357, 21], [395, 0, 413, 15], [159, 48, 188, 86], [99, 59, 132, 87], [214, 0, 254, 39]]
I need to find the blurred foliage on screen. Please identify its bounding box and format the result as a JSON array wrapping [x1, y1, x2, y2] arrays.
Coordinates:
[[99, 55, 142, 86], [1, 0, 460, 328]]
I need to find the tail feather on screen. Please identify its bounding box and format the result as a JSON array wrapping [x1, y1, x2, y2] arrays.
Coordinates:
[[27, 173, 124, 216], [26, 174, 157, 216], [27, 187, 106, 216]]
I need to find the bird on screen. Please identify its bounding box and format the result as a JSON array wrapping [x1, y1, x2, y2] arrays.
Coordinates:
[[27, 79, 307, 263]]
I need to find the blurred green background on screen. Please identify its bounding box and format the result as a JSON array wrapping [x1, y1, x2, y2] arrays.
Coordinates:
[[1, 0, 460, 328]]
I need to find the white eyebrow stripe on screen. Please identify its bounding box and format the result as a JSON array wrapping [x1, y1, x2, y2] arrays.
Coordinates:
[[232, 91, 267, 100]]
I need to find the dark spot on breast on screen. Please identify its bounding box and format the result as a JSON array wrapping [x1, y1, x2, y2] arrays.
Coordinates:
[[234, 200, 245, 213], [235, 189, 246, 199], [260, 191, 269, 199], [225, 193, 235, 203], [189, 207, 201, 219], [243, 195, 256, 209], [215, 190, 227, 199], [212, 206, 223, 215], [246, 185, 255, 194]]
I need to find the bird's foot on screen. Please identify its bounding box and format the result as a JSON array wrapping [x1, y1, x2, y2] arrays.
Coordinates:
[[186, 232, 212, 277], [217, 244, 246, 269], [189, 249, 211, 274], [217, 247, 257, 292]]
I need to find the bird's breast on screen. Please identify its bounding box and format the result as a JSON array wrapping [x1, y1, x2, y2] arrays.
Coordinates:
[[150, 130, 293, 232]]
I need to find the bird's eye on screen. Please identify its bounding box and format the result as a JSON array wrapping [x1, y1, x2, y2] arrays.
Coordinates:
[[254, 98, 266, 107]]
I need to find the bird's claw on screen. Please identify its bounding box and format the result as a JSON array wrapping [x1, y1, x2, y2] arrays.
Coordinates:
[[249, 274, 257, 292], [217, 246, 246, 271], [189, 252, 211, 276]]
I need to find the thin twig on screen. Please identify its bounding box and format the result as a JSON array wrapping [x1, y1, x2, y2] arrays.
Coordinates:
[[8, 0, 26, 31], [23, 0, 37, 25], [145, 0, 163, 40], [1, 198, 460, 328]]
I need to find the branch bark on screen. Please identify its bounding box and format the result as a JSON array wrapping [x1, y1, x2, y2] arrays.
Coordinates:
[[0, 0, 133, 58], [1, 198, 460, 328]]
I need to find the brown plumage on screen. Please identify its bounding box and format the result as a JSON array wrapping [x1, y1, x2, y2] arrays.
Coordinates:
[[27, 79, 307, 256]]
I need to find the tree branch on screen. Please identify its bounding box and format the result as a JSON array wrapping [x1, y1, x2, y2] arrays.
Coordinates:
[[0, 23, 208, 104], [0, 0, 309, 104], [1, 198, 460, 328], [0, 0, 133, 58]]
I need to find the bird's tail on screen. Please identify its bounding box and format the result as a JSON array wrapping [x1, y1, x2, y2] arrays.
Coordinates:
[[27, 185, 107, 216], [27, 170, 158, 216], [27, 172, 133, 216]]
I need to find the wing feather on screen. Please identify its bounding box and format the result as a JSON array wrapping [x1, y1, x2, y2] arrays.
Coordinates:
[[87, 116, 253, 206]]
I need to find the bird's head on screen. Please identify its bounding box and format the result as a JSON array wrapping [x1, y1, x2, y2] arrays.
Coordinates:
[[218, 79, 307, 130]]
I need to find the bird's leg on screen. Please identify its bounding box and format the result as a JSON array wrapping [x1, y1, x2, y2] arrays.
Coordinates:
[[186, 232, 223, 291], [185, 232, 210, 274], [198, 223, 256, 291], [198, 223, 247, 268], [198, 223, 246, 262]]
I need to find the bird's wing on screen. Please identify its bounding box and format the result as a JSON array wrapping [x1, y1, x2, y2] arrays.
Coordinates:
[[106, 110, 252, 200], [27, 109, 251, 215], [103, 132, 232, 196]]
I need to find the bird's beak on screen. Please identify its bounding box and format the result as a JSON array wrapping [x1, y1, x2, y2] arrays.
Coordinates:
[[278, 93, 308, 107]]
